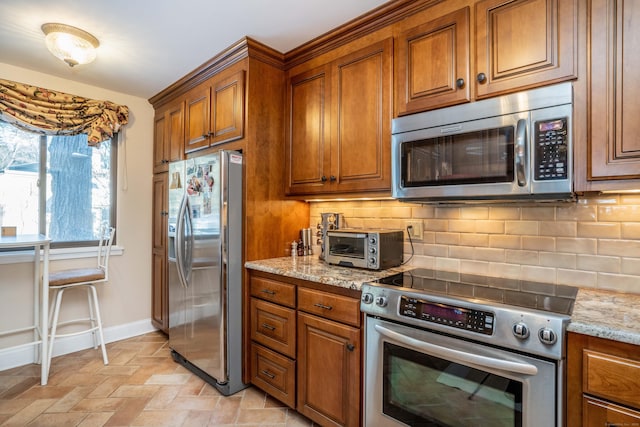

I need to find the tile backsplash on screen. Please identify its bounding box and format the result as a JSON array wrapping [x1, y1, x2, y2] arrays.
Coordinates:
[[310, 194, 640, 294]]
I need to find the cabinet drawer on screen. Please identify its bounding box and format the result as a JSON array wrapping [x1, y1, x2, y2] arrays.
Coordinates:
[[251, 343, 296, 409], [584, 396, 640, 426], [298, 287, 360, 327], [250, 298, 296, 358], [584, 350, 640, 408], [250, 276, 296, 308]]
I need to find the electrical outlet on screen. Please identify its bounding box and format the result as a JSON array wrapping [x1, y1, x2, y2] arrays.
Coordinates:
[[407, 221, 423, 240]]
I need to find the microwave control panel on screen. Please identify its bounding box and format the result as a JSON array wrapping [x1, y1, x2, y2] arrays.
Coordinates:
[[534, 118, 568, 181]]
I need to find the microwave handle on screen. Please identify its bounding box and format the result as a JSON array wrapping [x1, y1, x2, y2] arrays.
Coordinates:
[[515, 119, 527, 187]]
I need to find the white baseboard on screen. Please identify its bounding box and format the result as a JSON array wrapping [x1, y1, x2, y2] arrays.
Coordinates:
[[0, 319, 159, 372]]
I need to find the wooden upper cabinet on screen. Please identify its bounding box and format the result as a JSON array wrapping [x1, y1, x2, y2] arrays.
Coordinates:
[[474, 0, 576, 98], [184, 70, 245, 154], [153, 100, 184, 173], [396, 7, 470, 115], [285, 38, 392, 196], [587, 0, 640, 181]]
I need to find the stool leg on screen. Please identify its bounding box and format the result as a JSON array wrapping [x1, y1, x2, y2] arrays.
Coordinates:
[[86, 287, 98, 349], [47, 287, 65, 374], [89, 285, 108, 365]]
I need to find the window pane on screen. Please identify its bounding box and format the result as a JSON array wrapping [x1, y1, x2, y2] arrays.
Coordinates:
[[0, 121, 41, 234], [46, 135, 112, 242]]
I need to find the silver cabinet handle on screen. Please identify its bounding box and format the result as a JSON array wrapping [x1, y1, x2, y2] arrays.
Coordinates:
[[261, 323, 276, 331], [261, 289, 276, 296], [515, 119, 527, 187], [314, 303, 333, 310], [260, 369, 276, 379]]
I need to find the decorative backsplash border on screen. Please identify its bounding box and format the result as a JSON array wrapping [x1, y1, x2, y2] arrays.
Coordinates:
[[310, 194, 640, 294]]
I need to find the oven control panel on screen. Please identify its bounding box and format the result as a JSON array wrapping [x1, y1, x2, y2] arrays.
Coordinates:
[[399, 296, 494, 335]]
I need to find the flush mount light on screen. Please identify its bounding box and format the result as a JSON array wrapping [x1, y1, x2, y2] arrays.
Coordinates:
[[41, 23, 100, 67]]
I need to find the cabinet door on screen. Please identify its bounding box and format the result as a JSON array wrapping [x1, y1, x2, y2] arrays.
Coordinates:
[[184, 86, 211, 153], [210, 70, 245, 145], [166, 101, 184, 163], [475, 0, 576, 98], [297, 312, 360, 427], [584, 397, 640, 427], [587, 0, 640, 180], [285, 64, 332, 195], [331, 38, 393, 194], [152, 173, 168, 331], [153, 113, 167, 173], [396, 7, 470, 115]]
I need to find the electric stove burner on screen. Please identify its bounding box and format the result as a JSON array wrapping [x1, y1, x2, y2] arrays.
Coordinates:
[[376, 268, 578, 315]]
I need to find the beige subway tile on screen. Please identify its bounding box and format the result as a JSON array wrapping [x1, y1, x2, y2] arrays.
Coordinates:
[[344, 218, 364, 228], [422, 231, 436, 244], [522, 207, 555, 220], [522, 236, 556, 251], [421, 244, 449, 257], [460, 207, 489, 220], [460, 234, 489, 247], [435, 232, 460, 245], [449, 246, 475, 260], [408, 255, 435, 270], [435, 207, 460, 219], [489, 207, 521, 220], [505, 250, 539, 266], [405, 241, 423, 255], [599, 239, 640, 257], [489, 235, 521, 249], [581, 194, 620, 205], [475, 220, 505, 234], [577, 222, 621, 239], [576, 255, 621, 273], [460, 260, 490, 276], [539, 221, 577, 237], [598, 205, 640, 222], [619, 194, 640, 205], [557, 269, 597, 288], [412, 205, 435, 218], [435, 257, 460, 273], [377, 206, 413, 218], [556, 237, 597, 254], [448, 220, 477, 233], [474, 247, 505, 262], [556, 204, 597, 221], [488, 263, 522, 279], [539, 252, 576, 269], [521, 266, 556, 283], [621, 258, 640, 275], [425, 219, 448, 232], [621, 223, 640, 239], [505, 221, 538, 235], [597, 273, 640, 293]]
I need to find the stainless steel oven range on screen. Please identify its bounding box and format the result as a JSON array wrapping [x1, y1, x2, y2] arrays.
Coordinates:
[[361, 269, 578, 427]]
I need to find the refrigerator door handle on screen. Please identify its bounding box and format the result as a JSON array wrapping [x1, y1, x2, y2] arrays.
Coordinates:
[[184, 196, 194, 282], [175, 193, 188, 289]]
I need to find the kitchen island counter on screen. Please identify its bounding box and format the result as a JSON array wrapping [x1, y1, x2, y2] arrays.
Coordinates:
[[568, 288, 640, 346], [245, 256, 406, 291]]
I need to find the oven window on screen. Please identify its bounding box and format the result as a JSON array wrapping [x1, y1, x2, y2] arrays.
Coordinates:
[[328, 235, 364, 259], [383, 342, 522, 427], [401, 127, 514, 187]]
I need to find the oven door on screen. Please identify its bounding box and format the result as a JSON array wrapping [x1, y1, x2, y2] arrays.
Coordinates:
[[364, 316, 559, 427]]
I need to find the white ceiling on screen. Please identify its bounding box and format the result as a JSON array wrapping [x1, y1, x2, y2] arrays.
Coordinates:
[[0, 0, 390, 100]]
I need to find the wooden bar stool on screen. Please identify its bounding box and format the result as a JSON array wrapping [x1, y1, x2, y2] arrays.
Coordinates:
[[46, 226, 115, 372]]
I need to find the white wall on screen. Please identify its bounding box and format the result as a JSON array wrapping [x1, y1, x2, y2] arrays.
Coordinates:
[[0, 63, 156, 368]]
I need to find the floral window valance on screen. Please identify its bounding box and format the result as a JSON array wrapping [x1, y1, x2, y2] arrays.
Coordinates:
[[0, 78, 129, 146]]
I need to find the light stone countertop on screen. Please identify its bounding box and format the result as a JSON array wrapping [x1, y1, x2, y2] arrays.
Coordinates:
[[245, 256, 407, 291], [246, 257, 640, 346], [567, 288, 640, 346]]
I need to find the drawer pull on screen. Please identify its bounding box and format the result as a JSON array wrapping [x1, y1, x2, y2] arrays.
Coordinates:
[[314, 303, 333, 310], [261, 289, 276, 295], [261, 323, 276, 331], [260, 369, 276, 379]]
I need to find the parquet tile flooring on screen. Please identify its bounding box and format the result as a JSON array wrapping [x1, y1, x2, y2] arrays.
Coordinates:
[[0, 332, 317, 426]]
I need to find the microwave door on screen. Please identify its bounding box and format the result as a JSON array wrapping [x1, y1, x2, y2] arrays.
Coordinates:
[[392, 112, 531, 200]]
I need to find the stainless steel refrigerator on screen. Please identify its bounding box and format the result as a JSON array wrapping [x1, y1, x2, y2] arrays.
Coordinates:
[[167, 149, 247, 395]]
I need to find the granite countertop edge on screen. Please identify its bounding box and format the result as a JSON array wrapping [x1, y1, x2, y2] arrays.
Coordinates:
[[246, 257, 640, 346]]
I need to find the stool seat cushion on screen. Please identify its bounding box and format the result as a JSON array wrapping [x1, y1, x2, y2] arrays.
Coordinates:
[[49, 267, 105, 287]]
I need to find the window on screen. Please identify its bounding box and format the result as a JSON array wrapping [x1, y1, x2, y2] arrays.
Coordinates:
[[0, 120, 116, 247]]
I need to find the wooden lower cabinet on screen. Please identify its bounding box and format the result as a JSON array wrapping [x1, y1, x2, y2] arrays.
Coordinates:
[[251, 343, 296, 409], [567, 332, 640, 426], [297, 312, 360, 427]]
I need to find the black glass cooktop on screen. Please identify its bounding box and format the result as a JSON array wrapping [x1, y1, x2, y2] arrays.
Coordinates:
[[375, 268, 578, 315]]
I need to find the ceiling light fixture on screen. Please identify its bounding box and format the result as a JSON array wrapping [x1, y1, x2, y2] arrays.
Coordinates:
[[41, 23, 100, 67]]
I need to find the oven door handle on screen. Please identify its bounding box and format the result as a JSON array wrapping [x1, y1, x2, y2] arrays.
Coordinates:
[[374, 324, 538, 376]]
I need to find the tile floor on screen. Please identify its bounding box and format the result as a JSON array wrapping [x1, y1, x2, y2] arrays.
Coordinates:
[[0, 332, 318, 426]]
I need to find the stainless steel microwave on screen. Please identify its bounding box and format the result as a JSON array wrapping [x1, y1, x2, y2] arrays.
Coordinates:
[[392, 83, 573, 202], [325, 229, 403, 270]]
